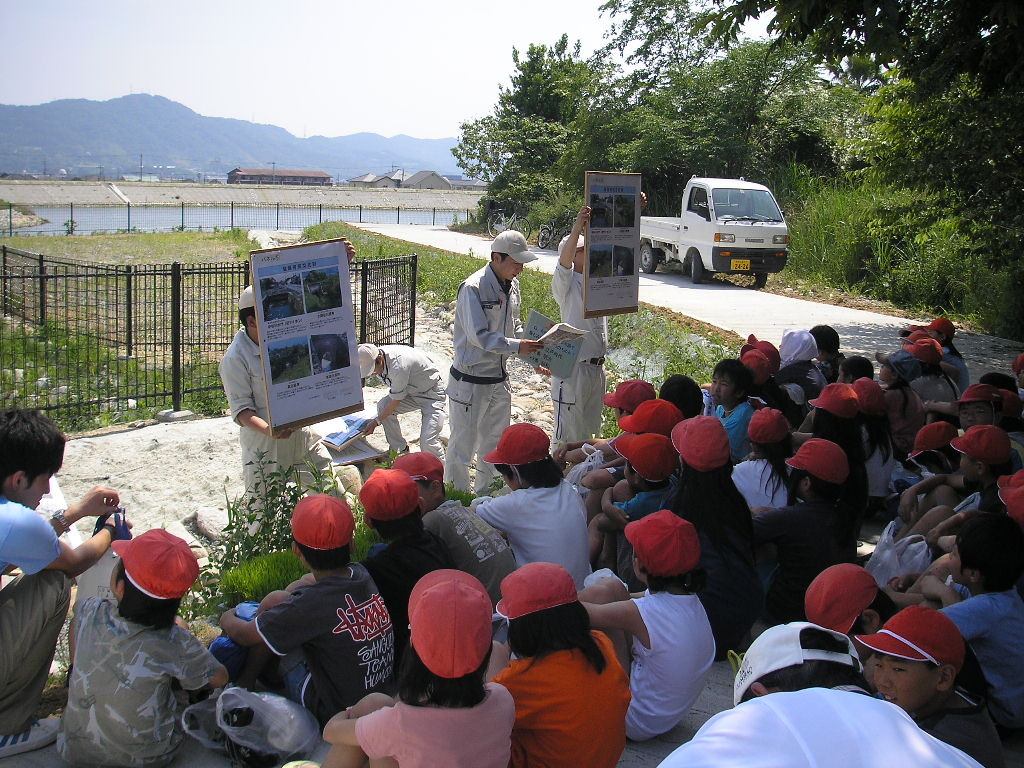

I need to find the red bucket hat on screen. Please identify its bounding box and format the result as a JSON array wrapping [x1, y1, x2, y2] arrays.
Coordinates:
[[956, 383, 1001, 405], [483, 423, 550, 466], [360, 468, 421, 521], [748, 407, 790, 444], [671, 415, 731, 472], [625, 509, 701, 577], [856, 605, 965, 672], [786, 438, 850, 485], [905, 330, 930, 343], [409, 570, 493, 678], [927, 317, 955, 341], [1000, 389, 1022, 419], [950, 425, 1011, 466], [603, 379, 656, 412], [392, 451, 444, 484], [908, 421, 958, 459], [741, 349, 771, 386], [496, 561, 578, 620], [618, 398, 684, 436], [615, 433, 679, 482], [805, 563, 878, 634], [1013, 352, 1024, 376], [809, 383, 860, 420], [1000, 485, 1024, 528], [998, 469, 1024, 491], [852, 377, 886, 417], [292, 494, 355, 549], [740, 335, 781, 375], [111, 529, 199, 600], [903, 338, 943, 366]]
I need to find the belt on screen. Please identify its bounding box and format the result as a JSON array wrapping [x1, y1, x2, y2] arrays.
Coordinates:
[[582, 357, 606, 365], [450, 366, 506, 385]]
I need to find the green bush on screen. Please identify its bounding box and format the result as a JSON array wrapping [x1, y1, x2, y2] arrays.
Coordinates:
[[219, 550, 307, 603]]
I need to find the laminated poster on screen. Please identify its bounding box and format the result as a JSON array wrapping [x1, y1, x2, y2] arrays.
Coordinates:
[[583, 171, 642, 319], [251, 238, 364, 433]]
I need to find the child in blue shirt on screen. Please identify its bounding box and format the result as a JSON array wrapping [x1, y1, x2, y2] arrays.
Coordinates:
[[712, 359, 754, 462]]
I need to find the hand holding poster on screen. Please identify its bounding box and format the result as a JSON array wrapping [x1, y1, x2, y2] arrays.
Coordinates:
[[250, 238, 364, 433], [583, 171, 642, 319]]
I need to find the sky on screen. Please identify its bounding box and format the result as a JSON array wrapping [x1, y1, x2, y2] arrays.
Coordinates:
[[0, 0, 623, 139]]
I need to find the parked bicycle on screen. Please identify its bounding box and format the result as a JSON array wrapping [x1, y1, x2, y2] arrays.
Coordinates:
[[536, 208, 578, 250], [486, 208, 533, 240]]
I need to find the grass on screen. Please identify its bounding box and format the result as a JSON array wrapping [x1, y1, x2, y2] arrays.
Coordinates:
[[0, 228, 256, 264]]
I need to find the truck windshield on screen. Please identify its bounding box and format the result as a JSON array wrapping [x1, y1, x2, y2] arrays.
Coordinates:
[[711, 188, 783, 222]]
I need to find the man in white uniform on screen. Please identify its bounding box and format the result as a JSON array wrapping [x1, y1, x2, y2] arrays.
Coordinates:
[[445, 230, 545, 493], [357, 343, 446, 459], [551, 205, 608, 444], [219, 285, 336, 496]]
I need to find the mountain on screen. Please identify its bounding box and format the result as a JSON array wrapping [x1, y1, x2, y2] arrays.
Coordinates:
[[0, 94, 461, 179]]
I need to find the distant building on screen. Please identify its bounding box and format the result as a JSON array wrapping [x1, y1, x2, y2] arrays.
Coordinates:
[[345, 169, 410, 188], [346, 173, 379, 187], [227, 167, 332, 186], [403, 170, 452, 190], [448, 177, 488, 191]]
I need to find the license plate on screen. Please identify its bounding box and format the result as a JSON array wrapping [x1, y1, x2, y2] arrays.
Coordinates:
[[731, 259, 750, 270]]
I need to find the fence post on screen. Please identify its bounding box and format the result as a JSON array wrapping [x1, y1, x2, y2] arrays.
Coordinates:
[[180, 202, 185, 231], [38, 254, 47, 326], [231, 201, 235, 230], [1, 245, 7, 314], [68, 203, 73, 236], [397, 207, 401, 224], [127, 202, 131, 233], [432, 207, 436, 226], [124, 265, 134, 356], [359, 205, 363, 224], [359, 261, 369, 344], [276, 203, 280, 230], [409, 254, 417, 347], [319, 203, 323, 224], [171, 262, 182, 411]]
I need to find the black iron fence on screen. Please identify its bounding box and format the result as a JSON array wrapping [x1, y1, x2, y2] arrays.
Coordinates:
[[3, 202, 473, 237], [1, 244, 417, 428]]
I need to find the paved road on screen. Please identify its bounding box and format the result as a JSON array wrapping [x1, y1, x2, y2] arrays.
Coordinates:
[[352, 223, 1023, 383]]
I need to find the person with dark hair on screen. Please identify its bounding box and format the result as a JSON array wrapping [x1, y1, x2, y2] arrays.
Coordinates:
[[581, 510, 715, 741], [0, 409, 122, 758], [322, 570, 515, 767], [711, 358, 755, 461], [476, 424, 591, 587], [837, 354, 874, 384], [220, 494, 395, 725], [742, 348, 802, 427], [658, 622, 982, 767], [659, 374, 704, 419], [878, 348, 928, 457], [731, 407, 793, 512], [805, 563, 899, 663], [488, 562, 630, 768], [810, 324, 845, 384], [58, 530, 227, 766], [905, 337, 961, 404], [775, 329, 828, 417], [925, 317, 970, 390], [852, 377, 897, 509]]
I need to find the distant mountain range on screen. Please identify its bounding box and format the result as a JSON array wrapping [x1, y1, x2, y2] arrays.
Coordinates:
[[0, 94, 461, 180]]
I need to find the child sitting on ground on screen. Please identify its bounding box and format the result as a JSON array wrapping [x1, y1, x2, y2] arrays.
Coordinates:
[[711, 358, 755, 462], [219, 495, 395, 725], [322, 570, 515, 768], [554, 379, 656, 467], [580, 510, 715, 741], [837, 354, 874, 385], [58, 530, 228, 767], [731, 407, 793, 512], [857, 606, 1004, 768], [490, 562, 631, 768]]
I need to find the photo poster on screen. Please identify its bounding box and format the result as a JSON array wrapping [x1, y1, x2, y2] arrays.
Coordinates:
[[519, 309, 585, 379], [250, 238, 364, 433], [583, 171, 642, 319]]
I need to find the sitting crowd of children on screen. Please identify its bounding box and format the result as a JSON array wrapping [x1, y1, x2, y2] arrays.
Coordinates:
[[5, 316, 1024, 767]]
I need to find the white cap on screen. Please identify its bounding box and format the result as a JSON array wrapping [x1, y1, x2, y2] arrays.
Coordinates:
[[491, 230, 536, 264], [558, 233, 585, 255], [238, 285, 255, 310], [733, 622, 861, 705], [358, 344, 380, 378]]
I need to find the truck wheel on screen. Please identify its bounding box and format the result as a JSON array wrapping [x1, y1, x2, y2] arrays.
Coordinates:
[[690, 250, 704, 284], [639, 243, 658, 274], [753, 272, 768, 289]]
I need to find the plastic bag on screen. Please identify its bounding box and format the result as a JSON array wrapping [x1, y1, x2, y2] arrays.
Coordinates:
[[181, 697, 226, 753], [564, 444, 610, 498], [215, 686, 320, 762], [865, 520, 934, 587]]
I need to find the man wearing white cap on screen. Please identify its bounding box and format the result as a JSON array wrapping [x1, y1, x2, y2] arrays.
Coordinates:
[[356, 343, 446, 458], [446, 230, 545, 492]]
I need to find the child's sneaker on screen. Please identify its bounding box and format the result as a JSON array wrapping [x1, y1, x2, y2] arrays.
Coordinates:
[[0, 717, 61, 757]]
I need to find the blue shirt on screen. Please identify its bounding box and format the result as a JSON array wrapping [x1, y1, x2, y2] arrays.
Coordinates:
[[619, 488, 670, 522], [716, 402, 754, 462], [0, 495, 61, 574]]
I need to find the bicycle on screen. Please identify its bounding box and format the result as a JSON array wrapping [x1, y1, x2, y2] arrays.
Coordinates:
[[486, 208, 533, 240], [536, 208, 577, 250]]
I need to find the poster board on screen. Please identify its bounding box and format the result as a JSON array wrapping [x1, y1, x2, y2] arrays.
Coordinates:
[[583, 171, 642, 319], [251, 238, 364, 433], [518, 310, 586, 379]]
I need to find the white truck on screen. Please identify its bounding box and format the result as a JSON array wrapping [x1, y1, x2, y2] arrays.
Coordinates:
[[639, 177, 788, 289]]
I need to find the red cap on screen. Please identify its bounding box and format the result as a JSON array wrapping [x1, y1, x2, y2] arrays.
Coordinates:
[[670, 415, 731, 471], [360, 469, 421, 521], [1000, 389, 1022, 419], [786, 438, 849, 484], [927, 317, 955, 340], [748, 408, 790, 444], [805, 564, 878, 634], [998, 469, 1024, 490], [1001, 485, 1024, 528], [950, 425, 1011, 466], [903, 338, 943, 366], [905, 330, 930, 343], [603, 379, 657, 412], [742, 349, 771, 386], [615, 432, 679, 482], [908, 421, 958, 459], [625, 509, 701, 577], [618, 398, 684, 436], [483, 422, 550, 465], [392, 452, 444, 484], [809, 383, 860, 420], [292, 494, 355, 549], [856, 606, 965, 672], [111, 529, 199, 599], [957, 383, 1001, 405], [496, 562, 578, 620], [852, 377, 886, 417], [741, 335, 781, 375], [1013, 352, 1024, 375], [409, 570, 493, 678]]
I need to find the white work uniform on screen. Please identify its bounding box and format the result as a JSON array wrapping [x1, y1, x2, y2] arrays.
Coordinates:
[[550, 262, 608, 443], [375, 344, 446, 459], [219, 327, 333, 495], [446, 263, 524, 493]]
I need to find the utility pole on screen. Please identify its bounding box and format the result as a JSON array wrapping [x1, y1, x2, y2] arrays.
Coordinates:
[[139, 154, 143, 182], [271, 161, 277, 185]]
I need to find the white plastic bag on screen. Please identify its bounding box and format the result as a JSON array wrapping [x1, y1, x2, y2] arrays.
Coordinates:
[[564, 444, 610, 498], [181, 697, 226, 752], [215, 686, 320, 760], [865, 520, 934, 587]]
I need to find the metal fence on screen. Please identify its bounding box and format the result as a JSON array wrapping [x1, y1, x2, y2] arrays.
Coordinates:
[[1, 244, 417, 428], [3, 202, 474, 237]]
